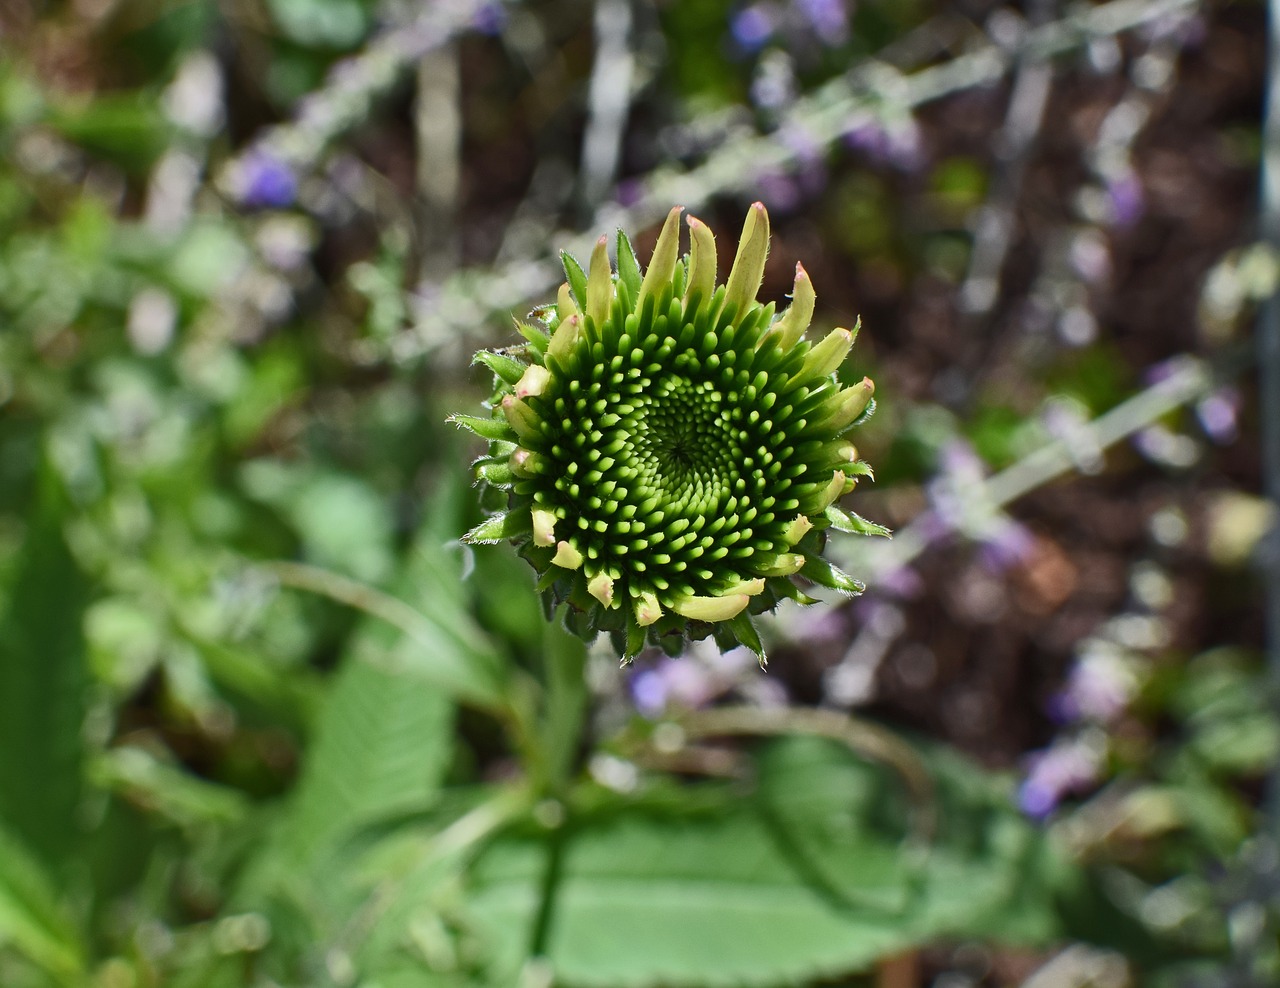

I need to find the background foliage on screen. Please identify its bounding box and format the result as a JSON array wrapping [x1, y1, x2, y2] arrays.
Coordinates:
[[0, 0, 1274, 985]]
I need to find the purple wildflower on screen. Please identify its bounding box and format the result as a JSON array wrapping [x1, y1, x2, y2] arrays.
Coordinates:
[[472, 2, 507, 36], [1051, 650, 1138, 724], [978, 519, 1034, 574], [237, 150, 297, 210], [1105, 170, 1144, 228], [797, 0, 850, 45], [1017, 736, 1103, 818], [730, 4, 776, 54], [1196, 388, 1240, 444], [844, 118, 923, 172]]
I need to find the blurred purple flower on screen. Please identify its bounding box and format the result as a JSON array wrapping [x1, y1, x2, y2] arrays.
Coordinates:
[[472, 2, 507, 36], [876, 564, 924, 600], [614, 177, 644, 208], [1106, 170, 1144, 228], [1069, 231, 1111, 284], [731, 4, 776, 54], [757, 172, 803, 213], [1017, 736, 1103, 818], [978, 519, 1034, 574], [797, 0, 850, 45], [843, 118, 924, 172], [1196, 387, 1240, 444], [237, 150, 297, 209], [1142, 357, 1180, 386], [926, 438, 987, 530], [627, 645, 755, 717], [1051, 650, 1137, 724]]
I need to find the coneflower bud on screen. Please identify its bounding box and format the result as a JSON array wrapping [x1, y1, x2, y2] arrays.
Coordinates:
[[449, 203, 885, 664]]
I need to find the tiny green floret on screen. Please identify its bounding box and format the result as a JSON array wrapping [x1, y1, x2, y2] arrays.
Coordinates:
[[449, 203, 884, 664]]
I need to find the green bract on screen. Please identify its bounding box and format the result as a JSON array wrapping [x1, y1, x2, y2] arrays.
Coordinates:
[[451, 203, 885, 663]]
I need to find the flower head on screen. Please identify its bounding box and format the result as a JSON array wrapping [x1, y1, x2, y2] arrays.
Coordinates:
[[450, 204, 884, 662]]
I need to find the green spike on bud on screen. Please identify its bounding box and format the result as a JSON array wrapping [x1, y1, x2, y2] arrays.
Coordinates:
[[452, 202, 880, 664], [557, 282, 579, 320], [812, 378, 875, 433], [552, 540, 584, 569], [685, 215, 717, 305], [773, 263, 816, 349], [782, 515, 813, 545], [635, 591, 663, 626], [501, 395, 543, 444], [638, 206, 684, 310], [547, 313, 581, 363], [801, 328, 854, 380], [721, 201, 769, 326], [586, 236, 613, 327], [757, 553, 806, 576], [511, 448, 546, 477], [588, 572, 616, 608], [515, 364, 551, 398], [532, 508, 557, 547], [672, 593, 750, 622]]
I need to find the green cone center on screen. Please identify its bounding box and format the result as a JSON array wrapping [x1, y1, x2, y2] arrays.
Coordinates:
[[630, 375, 741, 514]]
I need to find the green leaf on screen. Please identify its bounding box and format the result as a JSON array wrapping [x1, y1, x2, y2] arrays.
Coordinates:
[[825, 504, 892, 538], [464, 739, 1061, 987], [472, 350, 527, 386], [463, 510, 531, 545], [800, 555, 865, 596], [240, 506, 485, 921], [615, 231, 642, 296], [560, 251, 589, 307], [0, 461, 88, 868], [727, 612, 764, 663], [0, 824, 85, 981]]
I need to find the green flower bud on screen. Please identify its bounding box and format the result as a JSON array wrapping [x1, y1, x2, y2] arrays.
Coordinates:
[[452, 203, 885, 663]]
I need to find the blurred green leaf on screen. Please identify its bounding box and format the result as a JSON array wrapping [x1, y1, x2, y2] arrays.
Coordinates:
[[0, 824, 85, 982], [0, 460, 89, 868], [266, 0, 371, 49], [465, 737, 1061, 987]]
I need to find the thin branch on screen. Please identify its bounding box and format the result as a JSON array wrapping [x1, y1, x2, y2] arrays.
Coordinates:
[[675, 705, 937, 850], [1262, 0, 1280, 826], [835, 353, 1221, 578], [399, 0, 1200, 360]]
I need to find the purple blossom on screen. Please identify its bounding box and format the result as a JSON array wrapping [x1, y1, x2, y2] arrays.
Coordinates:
[[614, 178, 644, 208], [797, 0, 850, 45], [1051, 650, 1138, 724], [757, 171, 802, 213], [471, 2, 507, 36], [237, 150, 297, 209], [875, 564, 924, 600], [730, 4, 776, 54], [627, 646, 755, 717], [843, 118, 924, 172], [1105, 170, 1144, 228], [1017, 736, 1103, 818], [1196, 387, 1240, 444], [978, 519, 1034, 574]]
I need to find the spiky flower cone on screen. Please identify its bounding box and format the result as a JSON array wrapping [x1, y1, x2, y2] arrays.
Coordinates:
[[450, 203, 885, 663]]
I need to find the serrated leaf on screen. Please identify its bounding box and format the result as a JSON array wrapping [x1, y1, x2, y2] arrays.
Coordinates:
[[448, 414, 518, 443], [561, 251, 589, 306], [462, 510, 531, 545], [0, 462, 88, 867], [473, 350, 527, 386], [616, 230, 642, 296], [727, 611, 764, 664], [825, 504, 892, 538], [465, 739, 1062, 988], [800, 555, 865, 595]]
